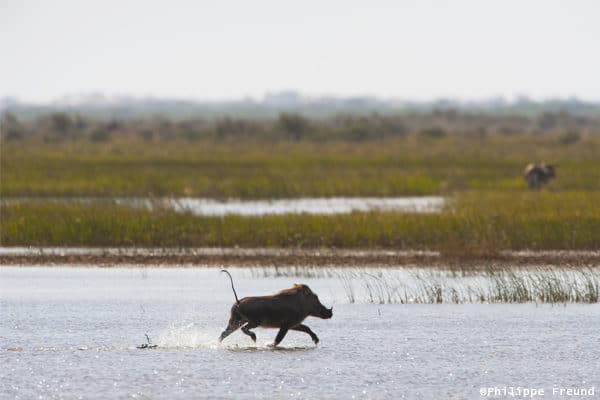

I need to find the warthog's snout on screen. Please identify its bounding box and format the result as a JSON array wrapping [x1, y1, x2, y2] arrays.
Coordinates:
[[320, 306, 333, 319]]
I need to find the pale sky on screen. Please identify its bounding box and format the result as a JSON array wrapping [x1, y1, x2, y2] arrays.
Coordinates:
[[1, 0, 599, 102]]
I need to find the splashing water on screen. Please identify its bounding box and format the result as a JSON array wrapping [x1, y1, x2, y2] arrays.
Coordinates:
[[154, 323, 222, 349], [154, 322, 315, 351]]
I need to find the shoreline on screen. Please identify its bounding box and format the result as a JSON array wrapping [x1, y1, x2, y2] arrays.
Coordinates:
[[2, 248, 600, 268]]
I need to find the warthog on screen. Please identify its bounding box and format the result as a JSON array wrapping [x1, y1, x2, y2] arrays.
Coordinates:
[[524, 163, 556, 189], [219, 270, 333, 346]]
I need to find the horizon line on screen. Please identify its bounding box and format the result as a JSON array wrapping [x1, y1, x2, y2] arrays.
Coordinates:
[[3, 91, 600, 106]]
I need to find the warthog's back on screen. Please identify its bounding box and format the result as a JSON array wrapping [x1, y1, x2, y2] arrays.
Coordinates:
[[238, 293, 307, 327]]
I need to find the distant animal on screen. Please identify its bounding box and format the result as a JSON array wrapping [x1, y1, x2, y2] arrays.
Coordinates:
[[523, 163, 556, 189], [219, 270, 333, 346]]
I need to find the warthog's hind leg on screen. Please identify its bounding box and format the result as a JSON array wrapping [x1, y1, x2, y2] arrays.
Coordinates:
[[241, 322, 258, 342], [219, 315, 245, 342], [291, 324, 319, 344]]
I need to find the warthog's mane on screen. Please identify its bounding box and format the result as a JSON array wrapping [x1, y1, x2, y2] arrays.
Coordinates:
[[275, 284, 312, 296]]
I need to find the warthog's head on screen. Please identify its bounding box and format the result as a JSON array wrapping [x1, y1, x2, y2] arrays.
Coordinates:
[[543, 163, 556, 178], [296, 284, 333, 319]]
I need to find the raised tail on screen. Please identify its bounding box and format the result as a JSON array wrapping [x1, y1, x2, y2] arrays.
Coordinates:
[[221, 269, 240, 304]]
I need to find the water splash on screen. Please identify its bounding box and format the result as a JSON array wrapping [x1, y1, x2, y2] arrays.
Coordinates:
[[154, 323, 315, 351], [155, 323, 221, 349]]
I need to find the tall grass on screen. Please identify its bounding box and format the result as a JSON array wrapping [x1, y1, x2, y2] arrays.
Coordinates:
[[2, 192, 599, 252], [247, 266, 600, 304], [363, 268, 600, 304], [3, 134, 600, 197]]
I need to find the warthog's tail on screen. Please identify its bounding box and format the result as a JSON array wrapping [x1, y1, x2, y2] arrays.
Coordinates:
[[221, 269, 240, 304]]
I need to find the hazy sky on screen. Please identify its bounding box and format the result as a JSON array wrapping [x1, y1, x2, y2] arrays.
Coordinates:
[[2, 0, 599, 102]]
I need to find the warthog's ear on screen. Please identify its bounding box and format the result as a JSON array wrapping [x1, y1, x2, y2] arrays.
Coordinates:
[[293, 284, 312, 295], [300, 284, 312, 295]]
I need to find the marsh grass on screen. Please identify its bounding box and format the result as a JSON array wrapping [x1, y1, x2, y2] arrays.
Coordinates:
[[2, 192, 599, 252], [3, 134, 600, 197], [246, 266, 600, 304]]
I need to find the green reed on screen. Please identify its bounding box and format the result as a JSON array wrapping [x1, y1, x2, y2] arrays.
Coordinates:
[[2, 192, 599, 252]]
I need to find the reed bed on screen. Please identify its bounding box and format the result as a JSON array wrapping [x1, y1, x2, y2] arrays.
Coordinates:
[[2, 192, 599, 252], [248, 266, 600, 304]]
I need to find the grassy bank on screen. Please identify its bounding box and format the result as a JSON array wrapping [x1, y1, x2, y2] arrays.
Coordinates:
[[3, 134, 600, 197], [2, 192, 599, 253]]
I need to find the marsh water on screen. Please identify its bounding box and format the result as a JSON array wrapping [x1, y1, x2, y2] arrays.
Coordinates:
[[1, 267, 599, 399], [4, 196, 444, 216]]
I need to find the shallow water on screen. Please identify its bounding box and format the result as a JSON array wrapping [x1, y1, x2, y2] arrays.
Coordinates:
[[165, 196, 444, 215], [1, 267, 598, 399], [0, 247, 437, 258], [4, 196, 444, 215]]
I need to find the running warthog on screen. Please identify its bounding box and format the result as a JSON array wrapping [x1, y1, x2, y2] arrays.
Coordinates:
[[219, 270, 333, 346], [523, 163, 556, 189]]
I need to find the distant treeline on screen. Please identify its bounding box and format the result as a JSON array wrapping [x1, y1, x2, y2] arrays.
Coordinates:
[[2, 109, 600, 143]]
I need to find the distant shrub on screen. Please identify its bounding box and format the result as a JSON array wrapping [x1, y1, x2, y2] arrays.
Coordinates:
[[104, 120, 121, 132], [379, 118, 408, 137], [89, 128, 112, 142], [344, 117, 374, 141], [138, 129, 154, 142], [498, 125, 518, 135], [214, 117, 260, 139], [419, 126, 447, 138], [73, 114, 88, 130], [558, 131, 581, 145], [465, 126, 487, 139], [1, 112, 24, 140], [155, 118, 174, 139], [537, 112, 558, 131], [50, 112, 73, 132], [175, 120, 208, 141], [214, 118, 234, 138], [278, 112, 310, 140]]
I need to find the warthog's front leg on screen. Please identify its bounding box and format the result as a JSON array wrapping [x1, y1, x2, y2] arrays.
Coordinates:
[[241, 322, 258, 342], [291, 324, 319, 344], [271, 327, 289, 347]]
